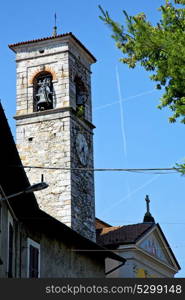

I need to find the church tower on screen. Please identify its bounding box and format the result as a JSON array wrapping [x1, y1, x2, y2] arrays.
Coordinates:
[[9, 32, 96, 241]]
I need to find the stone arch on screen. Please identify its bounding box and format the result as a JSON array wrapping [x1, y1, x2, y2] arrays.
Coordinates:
[[29, 66, 57, 85]]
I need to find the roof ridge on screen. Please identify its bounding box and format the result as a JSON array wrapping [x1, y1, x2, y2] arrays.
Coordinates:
[[8, 32, 96, 62], [8, 32, 72, 48]]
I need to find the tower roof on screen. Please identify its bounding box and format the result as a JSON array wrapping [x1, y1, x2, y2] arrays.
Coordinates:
[[8, 32, 97, 63]]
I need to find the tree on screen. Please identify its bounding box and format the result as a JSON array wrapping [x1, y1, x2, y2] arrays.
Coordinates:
[[99, 0, 185, 174], [99, 1, 185, 124]]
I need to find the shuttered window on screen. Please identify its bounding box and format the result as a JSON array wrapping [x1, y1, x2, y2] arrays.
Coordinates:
[[29, 245, 39, 278], [7, 212, 14, 278], [27, 239, 40, 278], [0, 204, 2, 231], [8, 223, 13, 277]]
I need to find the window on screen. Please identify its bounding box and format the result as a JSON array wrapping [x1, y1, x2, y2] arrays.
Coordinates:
[[7, 212, 14, 277], [27, 238, 40, 278]]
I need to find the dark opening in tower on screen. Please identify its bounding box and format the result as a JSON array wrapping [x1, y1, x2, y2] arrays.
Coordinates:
[[74, 76, 88, 118], [33, 72, 53, 112]]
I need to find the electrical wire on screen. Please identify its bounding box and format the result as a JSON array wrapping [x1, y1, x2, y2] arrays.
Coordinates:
[[10, 165, 181, 174]]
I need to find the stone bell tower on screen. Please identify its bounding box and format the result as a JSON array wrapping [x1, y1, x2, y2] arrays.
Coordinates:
[[9, 32, 96, 241]]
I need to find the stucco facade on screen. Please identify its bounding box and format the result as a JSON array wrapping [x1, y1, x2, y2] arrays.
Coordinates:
[[97, 221, 180, 278]]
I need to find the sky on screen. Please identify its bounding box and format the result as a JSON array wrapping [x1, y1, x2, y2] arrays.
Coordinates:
[[1, 0, 185, 277]]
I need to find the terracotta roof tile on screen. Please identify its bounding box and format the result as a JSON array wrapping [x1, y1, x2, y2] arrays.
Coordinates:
[[8, 32, 72, 48], [96, 223, 154, 247], [8, 32, 96, 62], [95, 217, 112, 229]]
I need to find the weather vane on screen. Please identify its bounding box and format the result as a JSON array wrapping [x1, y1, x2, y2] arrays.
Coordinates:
[[53, 13, 57, 37], [145, 194, 150, 214]]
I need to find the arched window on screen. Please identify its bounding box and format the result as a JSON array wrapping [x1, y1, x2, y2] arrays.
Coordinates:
[[74, 76, 88, 118], [33, 72, 53, 112]]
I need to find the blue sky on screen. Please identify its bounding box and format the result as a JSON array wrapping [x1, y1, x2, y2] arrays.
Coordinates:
[[1, 0, 185, 277]]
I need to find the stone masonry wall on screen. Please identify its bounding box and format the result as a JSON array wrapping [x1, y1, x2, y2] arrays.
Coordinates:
[[70, 117, 96, 241], [16, 112, 72, 227]]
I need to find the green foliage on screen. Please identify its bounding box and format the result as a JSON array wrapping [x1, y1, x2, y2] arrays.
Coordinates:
[[99, 1, 185, 124], [76, 104, 85, 119], [176, 162, 185, 174]]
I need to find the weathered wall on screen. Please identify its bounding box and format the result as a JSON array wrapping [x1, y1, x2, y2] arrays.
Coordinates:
[[0, 205, 105, 278], [20, 226, 105, 278], [16, 112, 72, 227]]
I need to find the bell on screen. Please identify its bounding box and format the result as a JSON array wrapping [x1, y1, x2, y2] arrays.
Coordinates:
[[36, 78, 53, 110], [37, 94, 53, 111], [37, 98, 48, 111], [37, 96, 48, 105]]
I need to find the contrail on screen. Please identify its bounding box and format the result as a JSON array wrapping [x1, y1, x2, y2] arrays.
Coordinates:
[[116, 65, 131, 201], [94, 88, 156, 111], [116, 65, 127, 159]]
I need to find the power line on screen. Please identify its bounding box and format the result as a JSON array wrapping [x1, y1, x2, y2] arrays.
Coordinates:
[[10, 165, 181, 174], [103, 220, 185, 225]]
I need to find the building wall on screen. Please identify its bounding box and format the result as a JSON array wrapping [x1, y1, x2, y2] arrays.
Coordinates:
[[16, 112, 72, 227], [38, 234, 104, 278], [17, 224, 105, 278], [0, 200, 104, 278]]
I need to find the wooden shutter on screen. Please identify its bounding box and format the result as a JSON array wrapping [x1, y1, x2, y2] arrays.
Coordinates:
[[0, 204, 2, 230], [8, 223, 13, 277], [29, 245, 39, 278]]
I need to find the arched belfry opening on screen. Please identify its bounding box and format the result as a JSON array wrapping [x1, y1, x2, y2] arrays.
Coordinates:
[[74, 76, 88, 118], [33, 71, 53, 112]]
